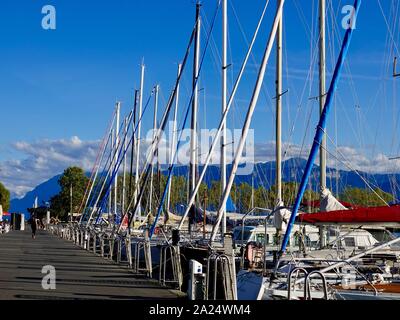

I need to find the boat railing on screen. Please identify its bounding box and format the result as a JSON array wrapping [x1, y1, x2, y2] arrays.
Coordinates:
[[325, 259, 379, 296], [125, 236, 133, 268], [287, 258, 379, 296], [130, 238, 152, 277], [159, 245, 183, 290], [304, 271, 328, 300], [116, 235, 123, 263], [287, 267, 308, 300], [206, 253, 233, 300], [110, 234, 132, 266]]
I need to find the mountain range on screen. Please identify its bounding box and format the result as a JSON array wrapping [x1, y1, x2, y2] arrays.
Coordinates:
[[10, 158, 400, 216], [10, 175, 61, 217]]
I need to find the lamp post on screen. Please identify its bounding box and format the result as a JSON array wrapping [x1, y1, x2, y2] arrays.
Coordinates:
[[70, 183, 73, 222]]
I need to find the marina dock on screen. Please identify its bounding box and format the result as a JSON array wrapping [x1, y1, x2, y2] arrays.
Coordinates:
[[0, 230, 183, 300]]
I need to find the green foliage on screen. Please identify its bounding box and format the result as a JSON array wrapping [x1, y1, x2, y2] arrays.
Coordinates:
[[198, 180, 319, 212], [138, 174, 208, 214], [50, 165, 394, 221], [50, 167, 89, 220], [168, 175, 189, 209], [0, 181, 10, 212], [340, 187, 394, 207], [208, 181, 222, 208]]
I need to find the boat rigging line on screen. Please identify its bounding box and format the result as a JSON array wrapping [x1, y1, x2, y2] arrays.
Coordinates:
[[272, 0, 362, 277]]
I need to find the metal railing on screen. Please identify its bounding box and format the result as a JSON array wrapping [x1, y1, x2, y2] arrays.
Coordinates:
[[304, 271, 328, 300], [159, 245, 182, 289], [205, 253, 233, 300], [287, 267, 308, 300]]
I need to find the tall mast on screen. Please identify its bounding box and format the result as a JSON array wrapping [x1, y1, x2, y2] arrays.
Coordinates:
[[122, 116, 128, 216], [109, 128, 114, 219], [128, 90, 139, 233], [149, 85, 159, 215], [167, 64, 182, 212], [319, 0, 327, 249], [128, 90, 139, 202], [319, 0, 326, 190], [221, 0, 228, 235], [276, 0, 283, 205], [319, 0, 327, 195], [276, 0, 361, 259], [114, 102, 120, 223], [134, 63, 145, 218], [190, 2, 201, 227], [176, 0, 271, 232], [210, 0, 286, 242]]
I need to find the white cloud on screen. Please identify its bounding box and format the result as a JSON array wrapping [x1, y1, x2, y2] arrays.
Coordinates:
[[1, 135, 399, 200], [0, 136, 100, 199], [254, 141, 400, 174]]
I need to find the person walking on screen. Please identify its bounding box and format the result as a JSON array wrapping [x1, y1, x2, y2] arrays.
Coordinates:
[[30, 215, 37, 239]]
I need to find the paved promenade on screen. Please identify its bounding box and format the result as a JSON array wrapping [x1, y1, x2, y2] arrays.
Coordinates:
[[0, 230, 182, 300]]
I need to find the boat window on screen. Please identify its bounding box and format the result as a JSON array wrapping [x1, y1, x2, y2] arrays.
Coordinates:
[[233, 229, 253, 241], [366, 229, 394, 242], [328, 228, 340, 237], [304, 235, 311, 246], [255, 233, 265, 244], [344, 237, 356, 247]]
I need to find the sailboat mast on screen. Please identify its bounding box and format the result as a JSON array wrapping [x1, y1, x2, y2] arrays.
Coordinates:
[[134, 63, 145, 218], [114, 102, 120, 223], [128, 90, 139, 210], [319, 0, 327, 249], [319, 0, 327, 194], [122, 116, 128, 216], [221, 0, 228, 234], [210, 0, 286, 242], [166, 64, 182, 212], [149, 85, 159, 215], [276, 0, 361, 259], [109, 128, 114, 219], [176, 0, 270, 232], [190, 3, 201, 194], [189, 2, 201, 234], [276, 0, 283, 205]]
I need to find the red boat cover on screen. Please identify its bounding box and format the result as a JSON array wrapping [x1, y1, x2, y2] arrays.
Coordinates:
[[298, 205, 400, 224]]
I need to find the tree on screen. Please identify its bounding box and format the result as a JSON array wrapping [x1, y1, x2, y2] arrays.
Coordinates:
[[50, 167, 89, 220], [208, 181, 222, 210], [340, 187, 394, 207], [0, 182, 10, 212]]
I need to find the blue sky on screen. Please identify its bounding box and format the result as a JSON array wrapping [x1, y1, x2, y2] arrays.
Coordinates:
[[0, 0, 400, 197]]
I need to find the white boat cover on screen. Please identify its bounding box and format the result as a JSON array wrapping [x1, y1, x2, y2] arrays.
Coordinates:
[[273, 201, 292, 232], [320, 188, 348, 212], [166, 211, 188, 224]]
